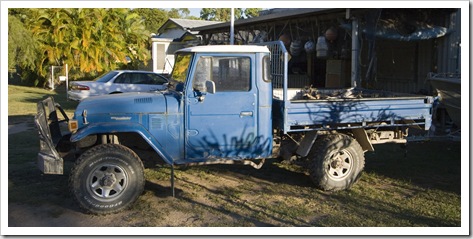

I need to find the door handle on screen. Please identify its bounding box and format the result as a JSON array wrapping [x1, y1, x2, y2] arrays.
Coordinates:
[[240, 111, 253, 117]]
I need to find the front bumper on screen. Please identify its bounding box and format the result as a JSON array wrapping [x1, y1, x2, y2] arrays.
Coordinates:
[[34, 97, 69, 174]]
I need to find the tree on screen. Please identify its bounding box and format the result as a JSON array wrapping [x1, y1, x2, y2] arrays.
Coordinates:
[[131, 8, 194, 33], [116, 9, 151, 69], [131, 8, 169, 34], [168, 8, 190, 18], [67, 8, 150, 73], [8, 8, 151, 86], [200, 8, 261, 21], [243, 8, 261, 18], [29, 8, 76, 76], [200, 8, 243, 21], [8, 14, 39, 71]]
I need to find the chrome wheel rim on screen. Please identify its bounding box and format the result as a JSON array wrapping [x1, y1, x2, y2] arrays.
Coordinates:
[[86, 163, 129, 202], [325, 149, 353, 181]]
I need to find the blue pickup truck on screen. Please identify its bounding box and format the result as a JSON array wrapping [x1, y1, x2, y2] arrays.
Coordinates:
[[35, 42, 433, 214]]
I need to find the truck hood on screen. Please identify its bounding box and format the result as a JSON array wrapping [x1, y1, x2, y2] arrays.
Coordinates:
[[74, 91, 181, 117]]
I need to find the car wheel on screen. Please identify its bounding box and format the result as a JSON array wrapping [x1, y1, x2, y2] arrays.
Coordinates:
[[308, 134, 365, 191], [69, 144, 145, 214]]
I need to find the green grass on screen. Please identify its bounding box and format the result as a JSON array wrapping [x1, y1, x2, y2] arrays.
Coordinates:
[[7, 84, 462, 228], [8, 84, 78, 118]]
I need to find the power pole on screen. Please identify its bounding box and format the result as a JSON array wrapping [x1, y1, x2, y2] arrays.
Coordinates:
[[230, 8, 234, 45]]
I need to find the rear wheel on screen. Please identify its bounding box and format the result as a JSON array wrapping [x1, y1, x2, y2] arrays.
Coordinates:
[[308, 134, 365, 191], [69, 144, 145, 214]]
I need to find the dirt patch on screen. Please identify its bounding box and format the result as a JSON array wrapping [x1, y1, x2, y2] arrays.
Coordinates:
[[8, 116, 35, 135], [8, 203, 130, 227], [8, 122, 34, 135]]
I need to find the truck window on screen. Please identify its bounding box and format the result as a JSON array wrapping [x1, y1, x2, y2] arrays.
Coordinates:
[[263, 55, 272, 82], [193, 56, 251, 92], [193, 57, 211, 91]]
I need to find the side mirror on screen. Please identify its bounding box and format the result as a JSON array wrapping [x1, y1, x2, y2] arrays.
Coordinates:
[[205, 80, 216, 94]]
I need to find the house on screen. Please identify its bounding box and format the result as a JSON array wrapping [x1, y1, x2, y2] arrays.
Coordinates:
[[151, 18, 221, 74]]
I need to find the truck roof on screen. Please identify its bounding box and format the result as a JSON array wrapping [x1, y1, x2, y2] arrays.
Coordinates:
[[176, 45, 270, 54]]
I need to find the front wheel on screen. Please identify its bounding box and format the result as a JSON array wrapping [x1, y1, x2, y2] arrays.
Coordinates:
[[69, 144, 145, 214], [308, 134, 365, 191]]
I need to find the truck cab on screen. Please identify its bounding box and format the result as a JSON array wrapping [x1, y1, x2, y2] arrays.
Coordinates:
[[173, 45, 273, 162]]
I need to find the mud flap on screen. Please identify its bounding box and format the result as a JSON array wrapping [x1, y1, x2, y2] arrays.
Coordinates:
[[37, 151, 63, 175], [296, 131, 318, 157], [35, 97, 68, 174]]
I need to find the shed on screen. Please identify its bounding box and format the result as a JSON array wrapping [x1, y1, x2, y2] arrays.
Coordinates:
[[193, 8, 460, 94]]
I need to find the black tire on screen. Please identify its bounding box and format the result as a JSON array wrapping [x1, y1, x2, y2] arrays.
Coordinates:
[[69, 144, 145, 214], [308, 134, 365, 191]]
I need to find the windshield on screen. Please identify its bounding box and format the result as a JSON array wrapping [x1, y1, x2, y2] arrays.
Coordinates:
[[170, 53, 192, 84], [94, 71, 119, 83]]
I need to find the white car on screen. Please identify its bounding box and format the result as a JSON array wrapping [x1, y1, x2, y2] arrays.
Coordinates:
[[68, 70, 169, 101]]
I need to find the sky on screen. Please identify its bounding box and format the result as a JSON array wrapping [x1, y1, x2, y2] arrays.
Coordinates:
[[189, 8, 201, 17], [164, 8, 201, 17]]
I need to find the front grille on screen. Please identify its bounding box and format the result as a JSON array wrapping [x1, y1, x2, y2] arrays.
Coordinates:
[[134, 97, 153, 104]]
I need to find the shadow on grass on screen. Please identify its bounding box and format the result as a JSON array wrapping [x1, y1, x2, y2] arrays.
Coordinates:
[[8, 130, 83, 214], [327, 188, 460, 227], [8, 115, 36, 126], [364, 141, 461, 195], [144, 178, 312, 227], [177, 158, 314, 189], [176, 139, 461, 196]]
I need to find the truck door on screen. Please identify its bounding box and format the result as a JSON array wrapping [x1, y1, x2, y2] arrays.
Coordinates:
[[185, 54, 260, 160]]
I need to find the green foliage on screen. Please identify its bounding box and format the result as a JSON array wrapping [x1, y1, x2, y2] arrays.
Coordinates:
[[8, 15, 39, 71], [8, 8, 200, 87], [131, 8, 194, 34], [200, 8, 261, 21], [244, 8, 262, 18], [8, 8, 152, 86], [200, 8, 241, 21], [131, 8, 169, 34], [168, 8, 190, 19]]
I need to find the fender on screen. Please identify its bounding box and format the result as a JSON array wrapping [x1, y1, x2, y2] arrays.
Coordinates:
[[70, 122, 174, 165]]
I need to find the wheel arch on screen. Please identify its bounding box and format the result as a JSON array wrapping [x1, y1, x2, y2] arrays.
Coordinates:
[[70, 122, 174, 165], [295, 129, 373, 158]]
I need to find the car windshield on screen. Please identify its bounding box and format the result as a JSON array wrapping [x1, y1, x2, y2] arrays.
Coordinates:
[[94, 71, 119, 83], [170, 53, 192, 84]]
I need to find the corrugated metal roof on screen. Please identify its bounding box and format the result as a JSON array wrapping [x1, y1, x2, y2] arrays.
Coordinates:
[[168, 18, 222, 30], [193, 8, 342, 32]]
